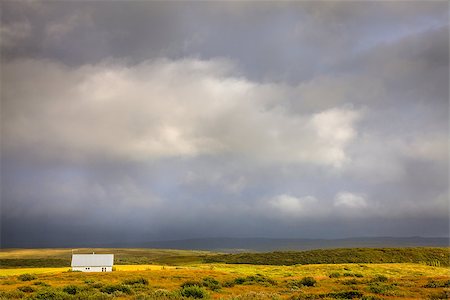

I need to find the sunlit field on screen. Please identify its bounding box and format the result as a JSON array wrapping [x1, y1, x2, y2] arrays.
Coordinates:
[[1, 248, 449, 299]]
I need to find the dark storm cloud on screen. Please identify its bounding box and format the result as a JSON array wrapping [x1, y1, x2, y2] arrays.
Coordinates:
[[1, 1, 448, 247], [1, 1, 447, 81]]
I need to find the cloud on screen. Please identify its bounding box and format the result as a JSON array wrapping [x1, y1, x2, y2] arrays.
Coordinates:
[[2, 58, 361, 167], [0, 21, 31, 48], [45, 10, 92, 41], [1, 2, 448, 245], [269, 194, 318, 217], [334, 192, 367, 209]]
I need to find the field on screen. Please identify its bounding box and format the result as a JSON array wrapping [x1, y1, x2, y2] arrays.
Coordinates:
[[0, 248, 449, 299]]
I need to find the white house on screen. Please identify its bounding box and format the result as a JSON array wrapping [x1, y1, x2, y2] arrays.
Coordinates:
[[71, 253, 114, 272]]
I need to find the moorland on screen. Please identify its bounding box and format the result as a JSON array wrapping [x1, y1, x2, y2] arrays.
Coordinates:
[[0, 247, 449, 299]]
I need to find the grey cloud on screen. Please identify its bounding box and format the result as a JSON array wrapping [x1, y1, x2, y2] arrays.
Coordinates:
[[2, 58, 361, 167], [2, 1, 447, 82], [1, 1, 448, 247]]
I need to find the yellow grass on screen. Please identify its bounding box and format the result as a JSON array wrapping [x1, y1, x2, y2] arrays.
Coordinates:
[[1, 263, 449, 299], [0, 268, 67, 276]]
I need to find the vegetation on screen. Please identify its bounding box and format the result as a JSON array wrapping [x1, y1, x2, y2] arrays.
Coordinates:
[[17, 273, 36, 281], [0, 248, 214, 268], [123, 277, 149, 285], [204, 247, 450, 266], [180, 285, 209, 298], [0, 248, 449, 299]]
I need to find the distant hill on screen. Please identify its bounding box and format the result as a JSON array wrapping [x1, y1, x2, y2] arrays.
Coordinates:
[[204, 247, 450, 266], [141, 237, 449, 252]]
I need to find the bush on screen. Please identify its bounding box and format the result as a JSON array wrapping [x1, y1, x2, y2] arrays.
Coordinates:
[[18, 273, 37, 281], [367, 283, 397, 295], [424, 279, 450, 288], [299, 277, 316, 287], [33, 288, 69, 299], [181, 280, 203, 288], [33, 281, 50, 287], [222, 279, 235, 287], [329, 272, 341, 278], [232, 274, 276, 286], [135, 289, 180, 300], [290, 294, 322, 300], [202, 277, 221, 291], [372, 275, 388, 282], [72, 291, 110, 300], [341, 279, 359, 285], [180, 285, 209, 298], [100, 284, 132, 294], [429, 290, 450, 300], [327, 290, 364, 299], [91, 282, 104, 288], [230, 292, 281, 299], [63, 285, 79, 295], [123, 277, 149, 285], [17, 285, 35, 293], [0, 290, 25, 299]]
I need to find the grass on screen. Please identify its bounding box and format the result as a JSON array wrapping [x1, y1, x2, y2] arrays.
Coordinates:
[[0, 262, 449, 299], [1, 248, 449, 299], [0, 248, 215, 268], [204, 247, 450, 266]]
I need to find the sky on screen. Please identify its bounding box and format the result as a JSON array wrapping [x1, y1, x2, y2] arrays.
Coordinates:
[[1, 1, 449, 247]]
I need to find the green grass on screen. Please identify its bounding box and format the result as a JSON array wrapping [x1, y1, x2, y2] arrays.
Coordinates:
[[0, 248, 215, 268], [203, 247, 450, 266], [3, 247, 448, 268]]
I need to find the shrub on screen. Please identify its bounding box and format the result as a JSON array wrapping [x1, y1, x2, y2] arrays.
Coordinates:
[[123, 277, 149, 285], [289, 294, 322, 300], [202, 277, 221, 291], [148, 289, 181, 299], [33, 281, 50, 287], [341, 279, 359, 285], [372, 275, 388, 282], [181, 280, 203, 288], [100, 284, 132, 294], [329, 272, 341, 278], [72, 291, 110, 300], [222, 279, 235, 287], [17, 285, 35, 293], [91, 282, 104, 288], [230, 292, 281, 299], [367, 283, 397, 295], [234, 277, 246, 284], [18, 273, 36, 281], [33, 288, 68, 299], [429, 290, 450, 300], [0, 290, 25, 299], [180, 285, 209, 298], [232, 274, 276, 286], [424, 279, 450, 288], [63, 285, 79, 295], [299, 277, 316, 287], [327, 290, 364, 299], [354, 273, 364, 278], [286, 280, 303, 289]]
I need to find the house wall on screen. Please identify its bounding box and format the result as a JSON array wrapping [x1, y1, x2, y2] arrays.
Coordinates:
[[72, 266, 112, 272]]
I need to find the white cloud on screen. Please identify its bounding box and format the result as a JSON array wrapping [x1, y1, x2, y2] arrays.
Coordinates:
[[334, 192, 367, 208], [269, 194, 318, 217], [3, 58, 361, 167]]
